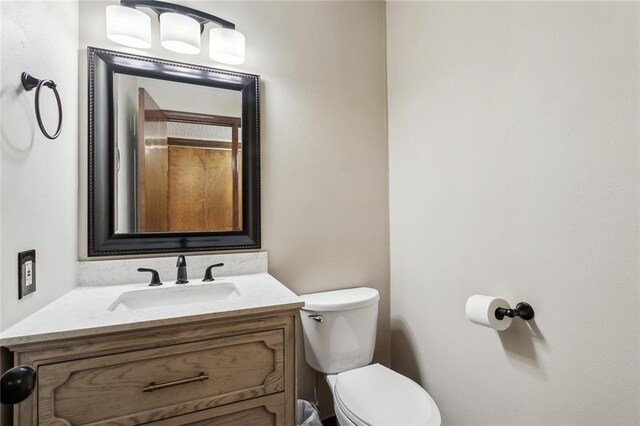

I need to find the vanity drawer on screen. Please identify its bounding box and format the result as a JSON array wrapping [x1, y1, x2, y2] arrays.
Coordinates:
[[37, 329, 284, 425], [146, 393, 285, 426]]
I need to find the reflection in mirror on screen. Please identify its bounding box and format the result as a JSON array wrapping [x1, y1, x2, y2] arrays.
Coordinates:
[[114, 75, 242, 234], [88, 47, 260, 256]]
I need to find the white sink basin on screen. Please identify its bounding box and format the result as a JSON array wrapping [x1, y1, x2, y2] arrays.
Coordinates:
[[108, 281, 239, 312]]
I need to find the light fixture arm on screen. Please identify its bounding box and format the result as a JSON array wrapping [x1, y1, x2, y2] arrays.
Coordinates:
[[120, 0, 236, 32]]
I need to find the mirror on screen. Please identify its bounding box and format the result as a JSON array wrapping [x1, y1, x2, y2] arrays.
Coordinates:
[[88, 47, 260, 256]]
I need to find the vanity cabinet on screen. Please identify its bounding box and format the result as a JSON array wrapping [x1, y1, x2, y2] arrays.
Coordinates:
[[5, 308, 299, 425]]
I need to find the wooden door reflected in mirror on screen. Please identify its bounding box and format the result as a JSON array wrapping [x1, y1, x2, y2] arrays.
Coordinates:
[[137, 89, 242, 233]]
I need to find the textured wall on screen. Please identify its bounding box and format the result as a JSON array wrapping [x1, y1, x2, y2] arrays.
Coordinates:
[[387, 2, 639, 425], [0, 1, 79, 331]]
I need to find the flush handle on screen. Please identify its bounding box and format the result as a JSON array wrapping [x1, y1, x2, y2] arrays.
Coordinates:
[[308, 314, 324, 323]]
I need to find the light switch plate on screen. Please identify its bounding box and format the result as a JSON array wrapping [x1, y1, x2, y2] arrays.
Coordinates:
[[18, 250, 36, 299]]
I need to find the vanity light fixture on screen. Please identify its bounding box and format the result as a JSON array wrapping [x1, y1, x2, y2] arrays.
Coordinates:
[[160, 12, 201, 55], [106, 4, 152, 49], [209, 27, 245, 65], [105, 0, 246, 65]]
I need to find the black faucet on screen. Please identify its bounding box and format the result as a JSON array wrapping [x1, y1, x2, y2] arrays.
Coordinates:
[[176, 255, 189, 284], [203, 263, 224, 282], [137, 268, 163, 286]]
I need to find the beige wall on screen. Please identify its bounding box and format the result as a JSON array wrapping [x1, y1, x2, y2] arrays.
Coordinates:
[[79, 1, 389, 415], [1, 1, 639, 424], [0, 1, 79, 331], [0, 1, 389, 415], [387, 2, 639, 425]]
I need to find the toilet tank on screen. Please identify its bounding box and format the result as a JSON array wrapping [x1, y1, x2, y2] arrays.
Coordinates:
[[299, 287, 379, 374]]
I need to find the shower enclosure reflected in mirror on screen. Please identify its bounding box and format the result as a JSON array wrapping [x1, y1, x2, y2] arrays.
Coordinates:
[[88, 47, 260, 256]]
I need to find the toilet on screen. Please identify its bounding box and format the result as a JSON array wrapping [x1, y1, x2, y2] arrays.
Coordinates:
[[300, 287, 441, 426]]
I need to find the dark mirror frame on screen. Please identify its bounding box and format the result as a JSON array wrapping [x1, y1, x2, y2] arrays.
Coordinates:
[[87, 47, 260, 256]]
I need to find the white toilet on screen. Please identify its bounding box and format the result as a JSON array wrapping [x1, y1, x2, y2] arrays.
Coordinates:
[[300, 287, 441, 426]]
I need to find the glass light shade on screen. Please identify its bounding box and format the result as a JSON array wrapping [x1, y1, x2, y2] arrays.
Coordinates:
[[160, 13, 201, 55], [209, 28, 245, 65], [105, 5, 151, 49]]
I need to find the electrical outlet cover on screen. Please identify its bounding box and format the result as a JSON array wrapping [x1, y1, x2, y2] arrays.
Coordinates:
[[18, 250, 36, 299]]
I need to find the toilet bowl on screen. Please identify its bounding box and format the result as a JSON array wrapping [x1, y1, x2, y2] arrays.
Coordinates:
[[299, 287, 442, 426], [327, 364, 441, 426]]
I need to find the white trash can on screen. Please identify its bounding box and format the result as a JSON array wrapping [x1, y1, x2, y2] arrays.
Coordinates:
[[297, 400, 322, 426]]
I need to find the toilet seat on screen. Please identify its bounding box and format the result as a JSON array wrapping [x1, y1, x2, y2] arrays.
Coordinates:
[[334, 364, 441, 426]]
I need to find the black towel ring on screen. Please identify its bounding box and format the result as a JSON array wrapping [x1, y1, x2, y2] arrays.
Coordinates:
[[21, 72, 63, 140]]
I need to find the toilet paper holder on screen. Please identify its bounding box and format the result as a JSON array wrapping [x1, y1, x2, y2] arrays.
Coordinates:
[[495, 302, 535, 321]]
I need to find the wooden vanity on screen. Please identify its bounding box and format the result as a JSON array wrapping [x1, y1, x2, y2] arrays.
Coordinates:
[[3, 300, 302, 425]]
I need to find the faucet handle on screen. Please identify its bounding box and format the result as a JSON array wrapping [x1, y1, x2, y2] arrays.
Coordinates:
[[138, 268, 163, 286], [203, 263, 224, 282]]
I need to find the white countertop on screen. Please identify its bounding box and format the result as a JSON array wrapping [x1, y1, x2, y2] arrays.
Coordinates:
[[0, 273, 303, 347]]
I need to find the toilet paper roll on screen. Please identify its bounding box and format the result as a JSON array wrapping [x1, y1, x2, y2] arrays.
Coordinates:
[[465, 295, 513, 331]]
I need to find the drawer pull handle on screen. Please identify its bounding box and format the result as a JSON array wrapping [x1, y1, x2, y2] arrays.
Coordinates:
[[142, 373, 209, 393]]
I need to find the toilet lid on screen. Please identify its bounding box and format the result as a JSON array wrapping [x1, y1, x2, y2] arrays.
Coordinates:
[[335, 364, 441, 426]]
